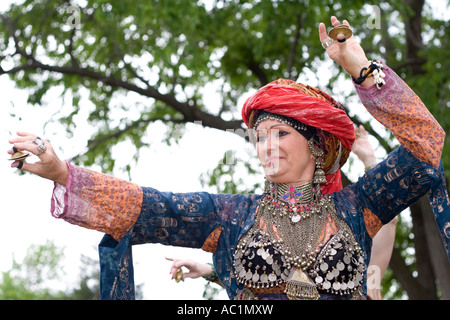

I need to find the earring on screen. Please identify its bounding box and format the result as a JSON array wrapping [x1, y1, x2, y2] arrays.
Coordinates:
[[313, 156, 327, 185], [308, 138, 327, 185]]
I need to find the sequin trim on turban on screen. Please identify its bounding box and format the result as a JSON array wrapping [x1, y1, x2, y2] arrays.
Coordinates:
[[253, 110, 317, 141], [242, 79, 356, 194]]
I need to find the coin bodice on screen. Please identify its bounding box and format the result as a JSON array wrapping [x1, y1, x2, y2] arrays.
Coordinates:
[[233, 196, 366, 299]]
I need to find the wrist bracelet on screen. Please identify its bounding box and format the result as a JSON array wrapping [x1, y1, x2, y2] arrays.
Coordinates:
[[353, 60, 386, 89], [202, 263, 219, 282]]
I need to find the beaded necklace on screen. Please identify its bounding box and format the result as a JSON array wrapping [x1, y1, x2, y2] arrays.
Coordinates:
[[233, 180, 366, 300], [267, 181, 323, 223]]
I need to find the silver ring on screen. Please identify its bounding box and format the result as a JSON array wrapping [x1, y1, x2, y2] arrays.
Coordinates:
[[321, 38, 334, 49], [32, 137, 47, 156]]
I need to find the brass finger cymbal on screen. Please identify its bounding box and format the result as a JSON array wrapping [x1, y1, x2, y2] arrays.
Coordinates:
[[328, 24, 353, 40], [9, 150, 30, 162], [174, 268, 184, 283]]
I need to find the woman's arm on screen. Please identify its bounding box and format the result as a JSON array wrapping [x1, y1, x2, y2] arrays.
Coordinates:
[[50, 161, 260, 249], [319, 17, 445, 168], [322, 17, 448, 260], [8, 134, 260, 249], [354, 66, 445, 169], [8, 132, 142, 241], [352, 125, 397, 299], [367, 217, 398, 300], [51, 162, 143, 242]]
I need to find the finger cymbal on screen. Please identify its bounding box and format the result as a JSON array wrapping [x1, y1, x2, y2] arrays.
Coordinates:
[[175, 268, 184, 283], [9, 150, 30, 162], [328, 24, 353, 40]]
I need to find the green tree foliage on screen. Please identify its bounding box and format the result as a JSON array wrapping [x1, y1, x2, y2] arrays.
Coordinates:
[[0, 0, 448, 299], [0, 241, 74, 299], [0, 241, 143, 299]]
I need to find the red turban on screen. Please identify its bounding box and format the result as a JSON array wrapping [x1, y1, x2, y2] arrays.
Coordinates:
[[242, 79, 355, 194]]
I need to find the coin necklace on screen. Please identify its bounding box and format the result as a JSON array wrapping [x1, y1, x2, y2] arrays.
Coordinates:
[[266, 181, 330, 223], [234, 181, 331, 299]]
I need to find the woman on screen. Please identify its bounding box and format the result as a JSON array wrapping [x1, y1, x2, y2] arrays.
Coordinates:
[[167, 126, 398, 300], [8, 17, 449, 300]]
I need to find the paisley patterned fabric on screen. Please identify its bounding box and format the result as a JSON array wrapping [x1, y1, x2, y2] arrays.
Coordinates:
[[50, 66, 449, 300], [51, 162, 143, 241], [354, 66, 445, 170]]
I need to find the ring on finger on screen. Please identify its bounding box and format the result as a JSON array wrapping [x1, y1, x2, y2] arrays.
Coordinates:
[[321, 38, 334, 49], [32, 136, 47, 156]]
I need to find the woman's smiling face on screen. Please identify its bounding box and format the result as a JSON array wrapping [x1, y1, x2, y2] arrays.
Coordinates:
[[255, 119, 316, 185]]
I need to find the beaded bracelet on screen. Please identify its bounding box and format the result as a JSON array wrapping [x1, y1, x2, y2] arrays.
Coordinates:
[[353, 60, 386, 89], [202, 263, 219, 282]]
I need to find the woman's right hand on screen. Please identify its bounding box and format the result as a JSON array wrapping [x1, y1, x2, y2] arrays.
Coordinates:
[[8, 131, 69, 186], [166, 257, 213, 281]]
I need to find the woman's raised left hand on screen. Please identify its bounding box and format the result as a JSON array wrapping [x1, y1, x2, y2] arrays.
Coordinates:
[[319, 16, 374, 87]]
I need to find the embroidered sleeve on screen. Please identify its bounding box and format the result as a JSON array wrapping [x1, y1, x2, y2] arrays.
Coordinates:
[[51, 162, 143, 242], [129, 188, 260, 251], [332, 146, 443, 246], [354, 66, 445, 169], [51, 162, 260, 251]]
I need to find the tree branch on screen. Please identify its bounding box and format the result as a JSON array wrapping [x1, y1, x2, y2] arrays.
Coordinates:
[[69, 116, 185, 163], [287, 14, 302, 80], [0, 13, 243, 133], [67, 27, 79, 68]]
